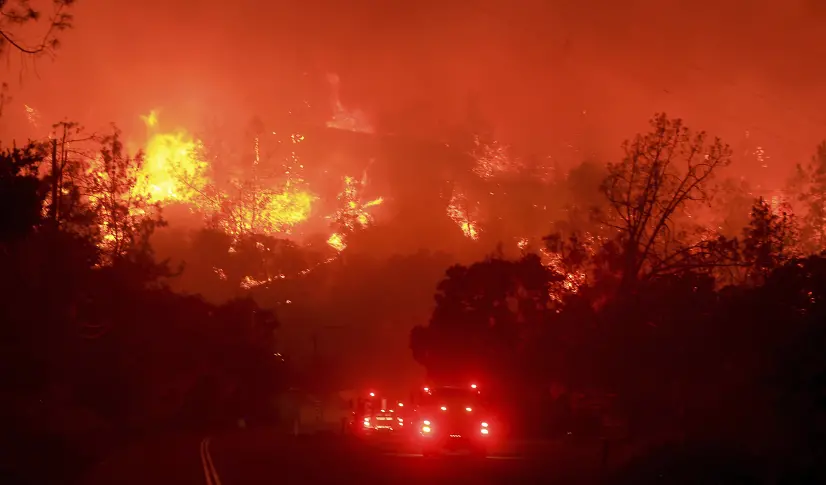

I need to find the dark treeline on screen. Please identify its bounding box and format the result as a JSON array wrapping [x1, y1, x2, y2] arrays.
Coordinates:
[[412, 115, 826, 482], [1, 113, 826, 483], [0, 137, 286, 483]]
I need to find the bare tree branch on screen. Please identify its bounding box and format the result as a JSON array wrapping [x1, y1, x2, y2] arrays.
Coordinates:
[[600, 113, 733, 290], [0, 0, 74, 57]]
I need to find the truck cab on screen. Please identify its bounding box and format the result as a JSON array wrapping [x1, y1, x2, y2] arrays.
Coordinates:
[[411, 384, 494, 457]]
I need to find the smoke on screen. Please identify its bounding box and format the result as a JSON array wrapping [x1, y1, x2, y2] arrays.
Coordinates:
[[3, 0, 825, 188]]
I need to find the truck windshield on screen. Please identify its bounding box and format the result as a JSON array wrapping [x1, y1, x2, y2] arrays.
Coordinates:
[[421, 388, 480, 408]]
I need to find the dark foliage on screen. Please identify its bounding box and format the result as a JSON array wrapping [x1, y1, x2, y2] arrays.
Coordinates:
[[0, 143, 287, 483], [411, 117, 826, 478]]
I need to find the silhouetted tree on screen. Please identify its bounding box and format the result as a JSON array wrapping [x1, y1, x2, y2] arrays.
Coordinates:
[[45, 121, 99, 232], [410, 253, 558, 386], [739, 197, 799, 284], [793, 142, 826, 253], [0, 125, 291, 483], [599, 113, 735, 293], [0, 143, 45, 241]]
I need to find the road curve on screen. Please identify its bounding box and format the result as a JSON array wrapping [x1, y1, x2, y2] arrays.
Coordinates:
[[199, 437, 223, 485], [80, 429, 604, 485]]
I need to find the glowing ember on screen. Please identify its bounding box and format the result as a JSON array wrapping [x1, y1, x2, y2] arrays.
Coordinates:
[[540, 247, 587, 301], [240, 275, 271, 290], [471, 135, 521, 180], [24, 104, 40, 128], [327, 232, 346, 252]]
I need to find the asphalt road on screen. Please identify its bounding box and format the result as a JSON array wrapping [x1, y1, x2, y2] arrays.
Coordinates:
[[79, 430, 608, 485]]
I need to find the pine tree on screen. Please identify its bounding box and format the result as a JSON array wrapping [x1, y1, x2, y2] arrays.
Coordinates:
[[794, 142, 826, 253]]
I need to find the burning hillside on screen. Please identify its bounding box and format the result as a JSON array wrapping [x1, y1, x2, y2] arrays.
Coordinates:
[[28, 72, 791, 302], [23, 86, 609, 297]]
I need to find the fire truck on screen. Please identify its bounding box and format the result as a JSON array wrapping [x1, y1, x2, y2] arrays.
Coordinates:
[[409, 383, 494, 457], [349, 391, 406, 435]]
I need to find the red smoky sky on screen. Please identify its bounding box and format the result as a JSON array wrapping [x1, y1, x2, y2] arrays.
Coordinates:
[[3, 0, 826, 188]]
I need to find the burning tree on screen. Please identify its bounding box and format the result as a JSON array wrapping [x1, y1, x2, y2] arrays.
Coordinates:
[[86, 128, 164, 263], [599, 113, 736, 292], [216, 179, 313, 238], [326, 174, 383, 251]]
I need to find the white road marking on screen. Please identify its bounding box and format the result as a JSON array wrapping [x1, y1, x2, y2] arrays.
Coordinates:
[[200, 438, 223, 485], [199, 439, 213, 485]]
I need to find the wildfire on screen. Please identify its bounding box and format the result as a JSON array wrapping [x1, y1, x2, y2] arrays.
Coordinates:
[[471, 135, 521, 180], [327, 174, 383, 251], [214, 181, 315, 238], [327, 232, 346, 252], [540, 247, 587, 301], [536, 232, 602, 302], [137, 130, 209, 204], [31, 78, 397, 290], [447, 188, 480, 240], [125, 109, 388, 287], [130, 110, 319, 242]]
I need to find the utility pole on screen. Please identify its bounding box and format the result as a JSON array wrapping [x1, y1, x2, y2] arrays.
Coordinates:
[[50, 138, 58, 222]]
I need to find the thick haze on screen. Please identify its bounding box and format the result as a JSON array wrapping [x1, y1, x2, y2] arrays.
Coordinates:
[[4, 0, 826, 187]]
